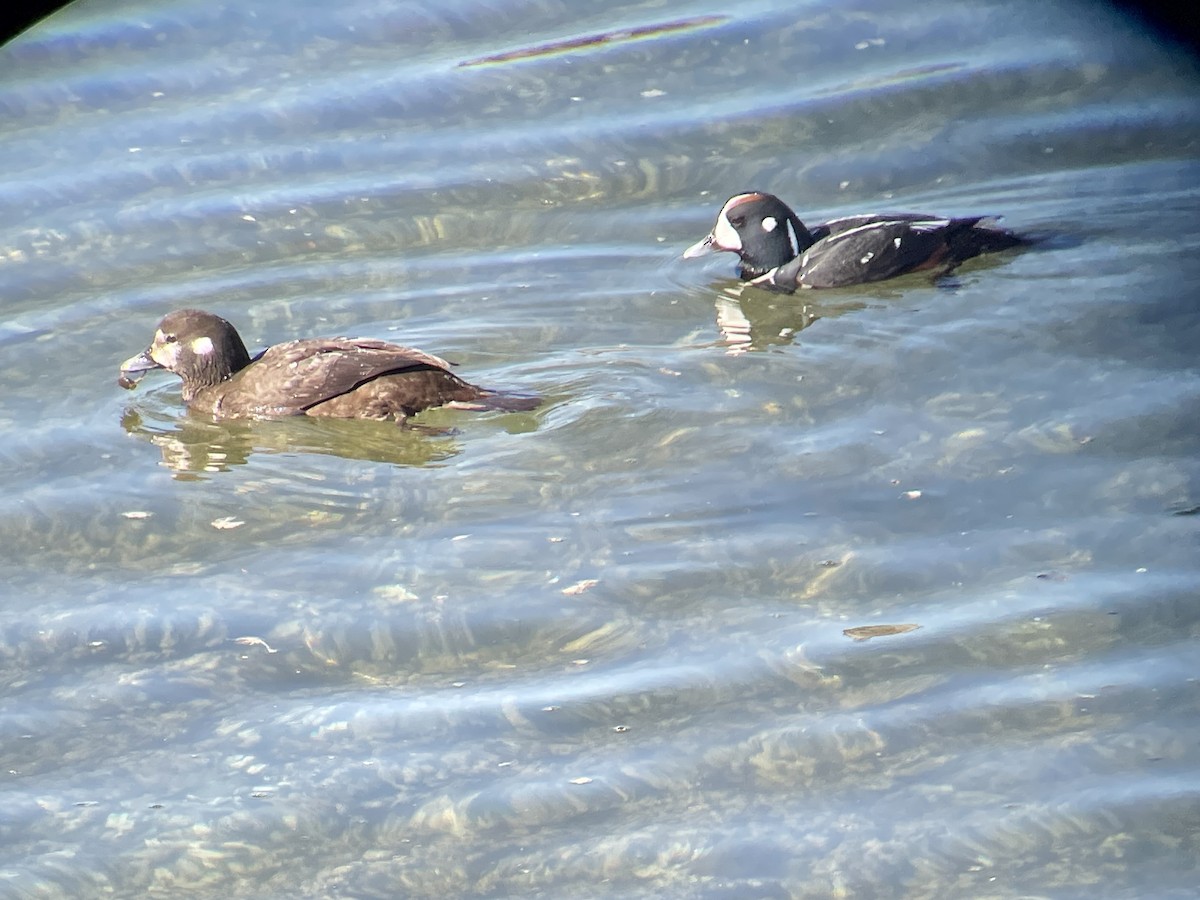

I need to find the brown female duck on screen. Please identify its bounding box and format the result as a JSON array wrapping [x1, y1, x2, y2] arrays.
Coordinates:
[[119, 308, 537, 423]]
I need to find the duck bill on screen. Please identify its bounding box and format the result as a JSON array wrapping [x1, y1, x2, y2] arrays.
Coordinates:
[[682, 232, 716, 259], [120, 348, 163, 375], [118, 349, 162, 389]]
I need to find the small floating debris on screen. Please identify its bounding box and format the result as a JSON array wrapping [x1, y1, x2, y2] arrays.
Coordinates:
[[232, 636, 278, 654], [211, 516, 245, 530], [373, 584, 419, 602], [561, 578, 599, 596], [568, 777, 593, 785], [117, 372, 144, 390], [843, 623, 921, 642], [121, 510, 153, 519]]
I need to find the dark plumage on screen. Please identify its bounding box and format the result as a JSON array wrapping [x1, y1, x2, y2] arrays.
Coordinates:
[[684, 191, 1025, 291], [118, 309, 538, 423]]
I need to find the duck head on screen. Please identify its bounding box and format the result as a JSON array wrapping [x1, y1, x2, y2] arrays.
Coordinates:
[[120, 309, 253, 400], [684, 192, 815, 278]]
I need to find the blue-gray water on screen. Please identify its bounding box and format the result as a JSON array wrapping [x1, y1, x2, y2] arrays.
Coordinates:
[[1, 0, 1199, 897]]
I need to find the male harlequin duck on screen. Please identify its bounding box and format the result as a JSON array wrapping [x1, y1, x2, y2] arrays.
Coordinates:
[[118, 308, 538, 422], [684, 191, 1025, 290]]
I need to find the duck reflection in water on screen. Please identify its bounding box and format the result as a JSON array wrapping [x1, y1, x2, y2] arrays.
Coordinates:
[[706, 279, 889, 352], [119, 408, 462, 476]]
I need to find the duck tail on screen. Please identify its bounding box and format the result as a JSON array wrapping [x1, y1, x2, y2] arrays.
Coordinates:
[[949, 216, 1028, 257], [448, 390, 541, 413]]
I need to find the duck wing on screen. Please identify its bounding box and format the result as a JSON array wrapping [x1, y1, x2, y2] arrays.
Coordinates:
[[221, 339, 456, 417], [762, 217, 974, 290], [809, 212, 941, 241]]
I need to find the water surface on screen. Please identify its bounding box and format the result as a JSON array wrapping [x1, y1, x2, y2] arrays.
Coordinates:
[[1, 0, 1199, 896]]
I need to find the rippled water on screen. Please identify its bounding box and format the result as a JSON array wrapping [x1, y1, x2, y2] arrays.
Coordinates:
[[2, 0, 1199, 896]]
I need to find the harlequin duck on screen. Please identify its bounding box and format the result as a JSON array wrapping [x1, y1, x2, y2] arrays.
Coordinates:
[[684, 191, 1025, 290], [118, 308, 538, 422]]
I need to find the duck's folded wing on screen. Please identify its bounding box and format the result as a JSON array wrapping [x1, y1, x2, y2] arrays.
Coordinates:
[[772, 218, 961, 289], [811, 212, 940, 241], [241, 339, 456, 415]]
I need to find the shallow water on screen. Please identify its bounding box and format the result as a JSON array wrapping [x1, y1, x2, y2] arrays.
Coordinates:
[[1, 0, 1199, 897]]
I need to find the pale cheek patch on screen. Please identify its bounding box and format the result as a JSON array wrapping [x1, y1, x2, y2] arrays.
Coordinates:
[[761, 216, 778, 232], [712, 214, 743, 252], [190, 336, 215, 355], [151, 342, 178, 367]]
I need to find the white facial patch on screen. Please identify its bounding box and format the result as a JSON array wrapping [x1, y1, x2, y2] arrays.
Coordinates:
[[150, 329, 180, 367], [190, 336, 214, 355], [761, 216, 778, 232], [712, 212, 743, 252]]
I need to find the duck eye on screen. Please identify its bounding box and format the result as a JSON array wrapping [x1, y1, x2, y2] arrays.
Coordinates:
[[729, 215, 746, 227], [162, 333, 178, 343]]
